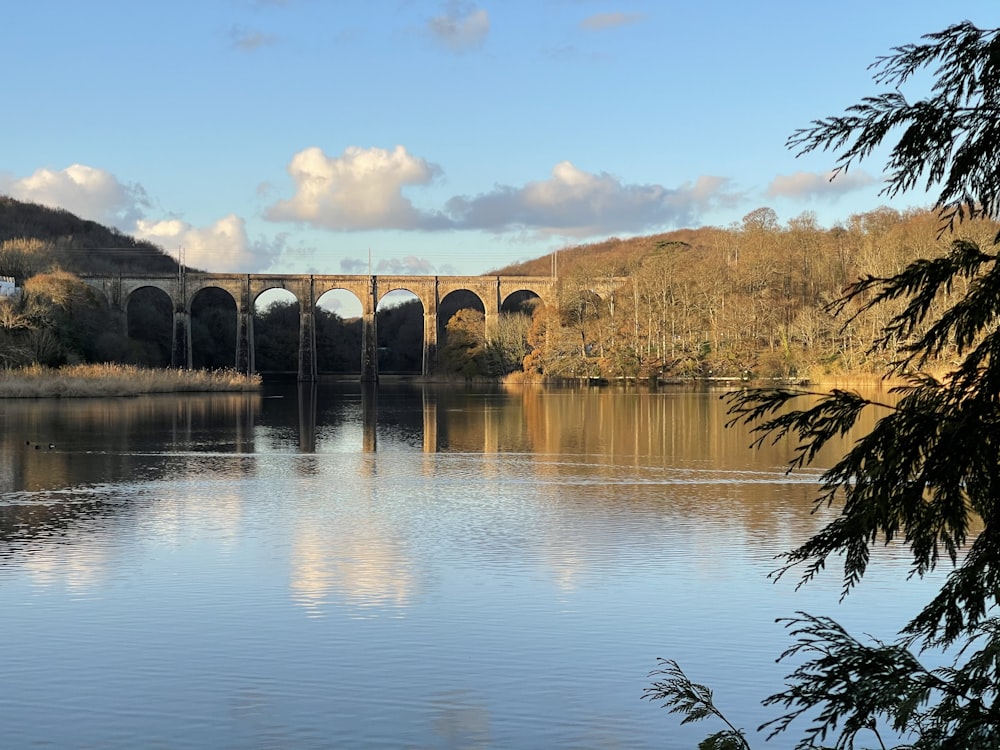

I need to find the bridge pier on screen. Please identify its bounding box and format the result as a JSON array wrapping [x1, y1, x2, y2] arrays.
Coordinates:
[[298, 277, 317, 382], [361, 276, 379, 383], [422, 283, 438, 376], [422, 311, 437, 377], [236, 278, 254, 375], [171, 309, 192, 369]]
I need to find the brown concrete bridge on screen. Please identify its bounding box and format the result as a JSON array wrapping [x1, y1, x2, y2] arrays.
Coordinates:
[[81, 272, 561, 381]]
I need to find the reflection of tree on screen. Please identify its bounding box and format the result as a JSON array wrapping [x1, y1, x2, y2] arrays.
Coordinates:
[[430, 692, 491, 748]]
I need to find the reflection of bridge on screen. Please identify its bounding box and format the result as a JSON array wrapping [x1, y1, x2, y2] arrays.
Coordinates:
[[81, 273, 558, 381]]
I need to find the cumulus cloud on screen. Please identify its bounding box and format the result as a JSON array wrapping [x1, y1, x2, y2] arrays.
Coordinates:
[[340, 257, 369, 274], [338, 255, 443, 275], [445, 161, 737, 237], [0, 164, 149, 229], [767, 169, 878, 200], [135, 214, 278, 273], [376, 256, 436, 275], [580, 12, 645, 31], [428, 2, 490, 52], [265, 145, 448, 230]]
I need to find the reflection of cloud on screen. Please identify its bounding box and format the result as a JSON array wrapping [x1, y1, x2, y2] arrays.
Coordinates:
[[290, 524, 414, 616], [1, 164, 149, 229], [543, 546, 585, 592], [147, 485, 244, 548], [428, 2, 490, 52], [767, 170, 877, 200], [446, 161, 739, 237], [24, 540, 108, 591], [265, 145, 449, 230]]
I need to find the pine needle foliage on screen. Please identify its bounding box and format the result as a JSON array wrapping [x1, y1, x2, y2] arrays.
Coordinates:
[[652, 21, 1000, 749], [643, 659, 751, 750]]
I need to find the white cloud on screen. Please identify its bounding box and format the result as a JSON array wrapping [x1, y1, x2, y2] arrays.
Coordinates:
[[445, 161, 738, 237], [0, 164, 149, 229], [428, 2, 489, 52], [265, 145, 448, 230], [580, 12, 646, 31], [767, 169, 878, 200], [135, 214, 278, 273]]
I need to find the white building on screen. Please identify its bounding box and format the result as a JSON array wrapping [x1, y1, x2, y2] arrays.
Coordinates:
[[0, 275, 18, 297]]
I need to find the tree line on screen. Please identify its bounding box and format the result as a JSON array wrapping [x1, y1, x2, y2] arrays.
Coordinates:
[[482, 205, 998, 383]]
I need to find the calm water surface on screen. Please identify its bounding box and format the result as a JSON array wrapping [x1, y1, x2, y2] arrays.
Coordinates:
[[0, 383, 935, 749]]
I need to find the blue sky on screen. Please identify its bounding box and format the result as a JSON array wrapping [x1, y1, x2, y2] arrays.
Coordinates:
[[2, 1, 995, 277]]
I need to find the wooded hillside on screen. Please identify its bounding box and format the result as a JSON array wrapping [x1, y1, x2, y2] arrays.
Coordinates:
[[491, 206, 999, 381], [0, 196, 179, 281], [1, 196, 991, 380]]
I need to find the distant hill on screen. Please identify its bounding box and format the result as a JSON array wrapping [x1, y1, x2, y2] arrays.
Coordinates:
[[488, 227, 723, 277], [0, 196, 180, 277]]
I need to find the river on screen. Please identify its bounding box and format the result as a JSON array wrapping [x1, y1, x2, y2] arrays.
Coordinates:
[[0, 382, 936, 749]]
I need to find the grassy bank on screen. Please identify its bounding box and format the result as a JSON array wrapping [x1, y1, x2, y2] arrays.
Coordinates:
[[0, 364, 261, 398]]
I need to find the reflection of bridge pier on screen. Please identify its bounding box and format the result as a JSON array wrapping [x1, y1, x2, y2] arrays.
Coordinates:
[[362, 383, 377, 453], [298, 383, 317, 453], [82, 273, 559, 382], [422, 390, 439, 453]]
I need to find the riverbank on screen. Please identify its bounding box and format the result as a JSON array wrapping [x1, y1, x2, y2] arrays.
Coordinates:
[[0, 364, 261, 398]]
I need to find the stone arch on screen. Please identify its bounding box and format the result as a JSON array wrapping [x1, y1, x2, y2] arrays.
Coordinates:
[[498, 278, 554, 311], [439, 288, 486, 328], [501, 289, 543, 315], [190, 286, 238, 370], [253, 287, 301, 375], [124, 285, 174, 367], [438, 289, 487, 360], [253, 285, 303, 311], [315, 288, 363, 375], [436, 289, 490, 377], [376, 287, 424, 374]]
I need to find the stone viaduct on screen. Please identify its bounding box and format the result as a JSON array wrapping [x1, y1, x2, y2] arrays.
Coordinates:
[[81, 272, 564, 382]]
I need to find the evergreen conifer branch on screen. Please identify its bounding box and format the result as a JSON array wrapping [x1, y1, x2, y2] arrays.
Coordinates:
[[653, 20, 1000, 748]]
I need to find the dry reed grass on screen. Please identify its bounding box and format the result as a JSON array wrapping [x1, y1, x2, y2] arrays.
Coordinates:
[[0, 364, 261, 398]]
